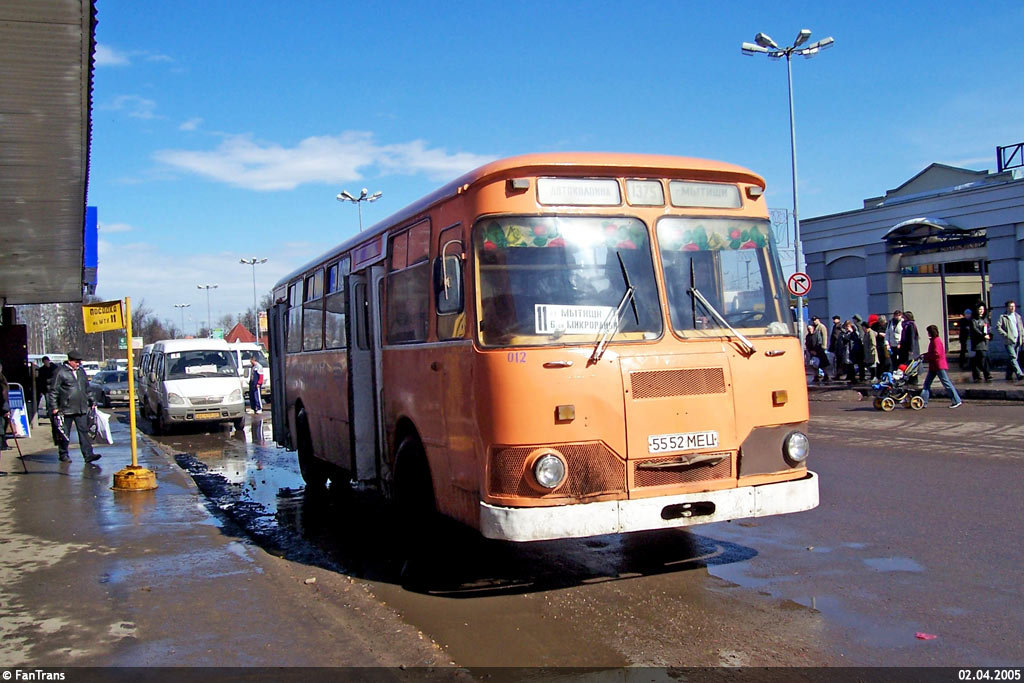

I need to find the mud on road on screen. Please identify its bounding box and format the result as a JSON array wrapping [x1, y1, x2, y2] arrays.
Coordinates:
[[160, 421, 837, 668]]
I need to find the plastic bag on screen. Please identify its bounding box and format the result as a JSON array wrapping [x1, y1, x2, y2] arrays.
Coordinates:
[[93, 409, 114, 445], [52, 413, 71, 445]]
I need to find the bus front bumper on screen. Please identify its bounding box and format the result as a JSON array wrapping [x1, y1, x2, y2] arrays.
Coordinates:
[[480, 471, 818, 542]]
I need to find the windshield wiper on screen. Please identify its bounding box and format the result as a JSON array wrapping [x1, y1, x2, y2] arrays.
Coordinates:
[[590, 252, 639, 365], [688, 285, 756, 355]]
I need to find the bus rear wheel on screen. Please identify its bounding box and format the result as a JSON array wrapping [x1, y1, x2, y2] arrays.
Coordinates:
[[296, 408, 328, 490]]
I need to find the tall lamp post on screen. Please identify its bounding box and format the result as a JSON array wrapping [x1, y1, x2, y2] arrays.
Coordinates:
[[197, 284, 218, 337], [742, 29, 834, 342], [336, 188, 382, 231], [173, 303, 191, 338], [240, 257, 268, 342]]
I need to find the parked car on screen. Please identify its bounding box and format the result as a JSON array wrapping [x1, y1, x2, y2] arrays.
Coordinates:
[[88, 370, 131, 408], [81, 360, 102, 378], [226, 341, 271, 399]]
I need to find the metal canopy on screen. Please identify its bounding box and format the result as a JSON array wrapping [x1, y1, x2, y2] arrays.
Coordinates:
[[0, 0, 95, 306]]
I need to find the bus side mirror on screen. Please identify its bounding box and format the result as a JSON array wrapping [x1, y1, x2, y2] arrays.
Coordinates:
[[435, 254, 464, 314]]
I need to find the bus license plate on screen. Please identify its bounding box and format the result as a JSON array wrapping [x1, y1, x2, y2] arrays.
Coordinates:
[[648, 430, 719, 454], [194, 411, 220, 420]]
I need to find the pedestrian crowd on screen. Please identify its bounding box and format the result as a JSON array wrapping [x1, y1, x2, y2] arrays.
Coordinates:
[[806, 300, 1024, 406]]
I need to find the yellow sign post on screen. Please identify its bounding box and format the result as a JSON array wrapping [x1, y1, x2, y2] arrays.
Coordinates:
[[82, 297, 156, 491]]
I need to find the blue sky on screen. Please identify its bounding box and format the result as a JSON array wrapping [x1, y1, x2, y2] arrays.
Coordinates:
[[89, 1, 1024, 330]]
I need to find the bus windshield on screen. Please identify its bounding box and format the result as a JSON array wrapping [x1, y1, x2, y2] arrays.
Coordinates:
[[657, 217, 792, 337], [475, 215, 662, 347]]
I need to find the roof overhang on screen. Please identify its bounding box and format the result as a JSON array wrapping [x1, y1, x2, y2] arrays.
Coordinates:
[[0, 0, 95, 305], [883, 217, 986, 255]]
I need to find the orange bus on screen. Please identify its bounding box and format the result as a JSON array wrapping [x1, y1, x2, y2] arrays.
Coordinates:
[[268, 153, 818, 542]]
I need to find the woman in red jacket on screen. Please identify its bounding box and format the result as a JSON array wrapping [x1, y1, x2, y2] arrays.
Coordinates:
[[921, 324, 963, 408]]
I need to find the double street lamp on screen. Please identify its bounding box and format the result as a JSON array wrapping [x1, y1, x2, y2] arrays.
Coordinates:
[[240, 257, 268, 341], [197, 283, 218, 337], [742, 29, 834, 342], [336, 188, 382, 231], [173, 303, 190, 338]]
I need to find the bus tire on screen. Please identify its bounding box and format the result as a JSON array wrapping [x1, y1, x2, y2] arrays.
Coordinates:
[[394, 435, 438, 545], [296, 407, 328, 490]]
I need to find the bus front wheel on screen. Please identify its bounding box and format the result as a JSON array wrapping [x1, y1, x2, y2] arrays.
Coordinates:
[[394, 436, 436, 526], [296, 408, 328, 490]]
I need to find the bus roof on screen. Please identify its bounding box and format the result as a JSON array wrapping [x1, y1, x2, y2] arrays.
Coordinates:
[[275, 153, 765, 289]]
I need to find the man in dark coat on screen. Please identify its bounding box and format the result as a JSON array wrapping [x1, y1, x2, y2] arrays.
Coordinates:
[[47, 351, 101, 463], [969, 304, 993, 383], [828, 315, 843, 380]]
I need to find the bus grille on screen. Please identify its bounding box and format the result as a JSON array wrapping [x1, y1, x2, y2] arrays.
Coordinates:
[[190, 396, 223, 406], [632, 453, 732, 488], [489, 443, 625, 500], [630, 368, 726, 399]]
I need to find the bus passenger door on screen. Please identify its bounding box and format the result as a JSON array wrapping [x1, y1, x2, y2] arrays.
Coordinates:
[[268, 300, 290, 449], [347, 269, 382, 483]]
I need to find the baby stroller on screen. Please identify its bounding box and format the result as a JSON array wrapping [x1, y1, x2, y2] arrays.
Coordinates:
[[871, 356, 925, 411]]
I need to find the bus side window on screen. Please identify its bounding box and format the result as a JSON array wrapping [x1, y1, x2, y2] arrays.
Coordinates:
[[286, 282, 302, 353], [436, 225, 464, 339]]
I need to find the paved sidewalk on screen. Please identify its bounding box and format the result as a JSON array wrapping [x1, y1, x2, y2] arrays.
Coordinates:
[[806, 366, 1024, 402], [0, 414, 446, 667]]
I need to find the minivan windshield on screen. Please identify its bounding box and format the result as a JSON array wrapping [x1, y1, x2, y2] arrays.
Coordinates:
[[164, 350, 238, 380], [475, 215, 662, 347]]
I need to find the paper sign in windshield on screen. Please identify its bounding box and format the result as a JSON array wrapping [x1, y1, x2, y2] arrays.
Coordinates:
[[535, 304, 616, 335], [185, 364, 217, 375]]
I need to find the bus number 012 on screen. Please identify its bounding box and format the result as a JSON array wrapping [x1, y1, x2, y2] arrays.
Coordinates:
[[506, 351, 527, 364]]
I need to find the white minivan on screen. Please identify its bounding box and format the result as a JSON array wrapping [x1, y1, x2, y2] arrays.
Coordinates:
[[227, 341, 271, 400], [140, 338, 245, 433]]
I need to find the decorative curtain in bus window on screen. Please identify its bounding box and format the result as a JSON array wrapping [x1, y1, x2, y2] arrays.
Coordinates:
[[386, 262, 430, 343], [286, 283, 302, 353], [302, 270, 324, 351], [657, 217, 791, 336], [474, 216, 662, 348]]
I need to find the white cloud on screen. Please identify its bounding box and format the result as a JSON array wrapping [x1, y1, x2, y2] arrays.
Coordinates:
[[107, 95, 160, 120], [179, 117, 204, 131], [154, 132, 495, 191], [95, 240, 317, 329], [94, 44, 129, 66], [99, 222, 134, 233]]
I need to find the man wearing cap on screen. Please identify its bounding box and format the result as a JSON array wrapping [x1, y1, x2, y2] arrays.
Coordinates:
[[958, 309, 973, 369], [46, 351, 101, 464]]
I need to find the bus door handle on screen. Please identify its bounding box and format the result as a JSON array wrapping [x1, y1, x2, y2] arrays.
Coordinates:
[[543, 360, 574, 369], [765, 350, 786, 357]]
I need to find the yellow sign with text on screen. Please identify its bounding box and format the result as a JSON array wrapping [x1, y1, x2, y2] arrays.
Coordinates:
[[82, 300, 125, 333]]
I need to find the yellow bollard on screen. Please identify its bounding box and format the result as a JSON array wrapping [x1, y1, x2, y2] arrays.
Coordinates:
[[112, 465, 158, 491]]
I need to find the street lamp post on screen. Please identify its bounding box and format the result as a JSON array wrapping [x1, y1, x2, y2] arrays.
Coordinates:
[[742, 29, 834, 343], [240, 257, 268, 342], [336, 188, 382, 231], [196, 284, 218, 337], [173, 303, 191, 338]]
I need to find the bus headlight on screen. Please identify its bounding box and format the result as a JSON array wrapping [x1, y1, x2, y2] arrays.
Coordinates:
[[783, 431, 810, 465], [532, 452, 567, 490], [167, 392, 185, 405], [228, 388, 242, 403]]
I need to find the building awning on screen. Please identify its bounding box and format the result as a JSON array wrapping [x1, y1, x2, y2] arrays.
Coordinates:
[[882, 217, 986, 255], [0, 0, 95, 306]]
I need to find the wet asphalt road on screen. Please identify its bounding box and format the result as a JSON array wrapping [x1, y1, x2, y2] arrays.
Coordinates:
[[141, 400, 1024, 667]]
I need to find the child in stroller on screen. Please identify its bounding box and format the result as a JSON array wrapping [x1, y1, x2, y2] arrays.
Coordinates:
[[872, 356, 925, 411]]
